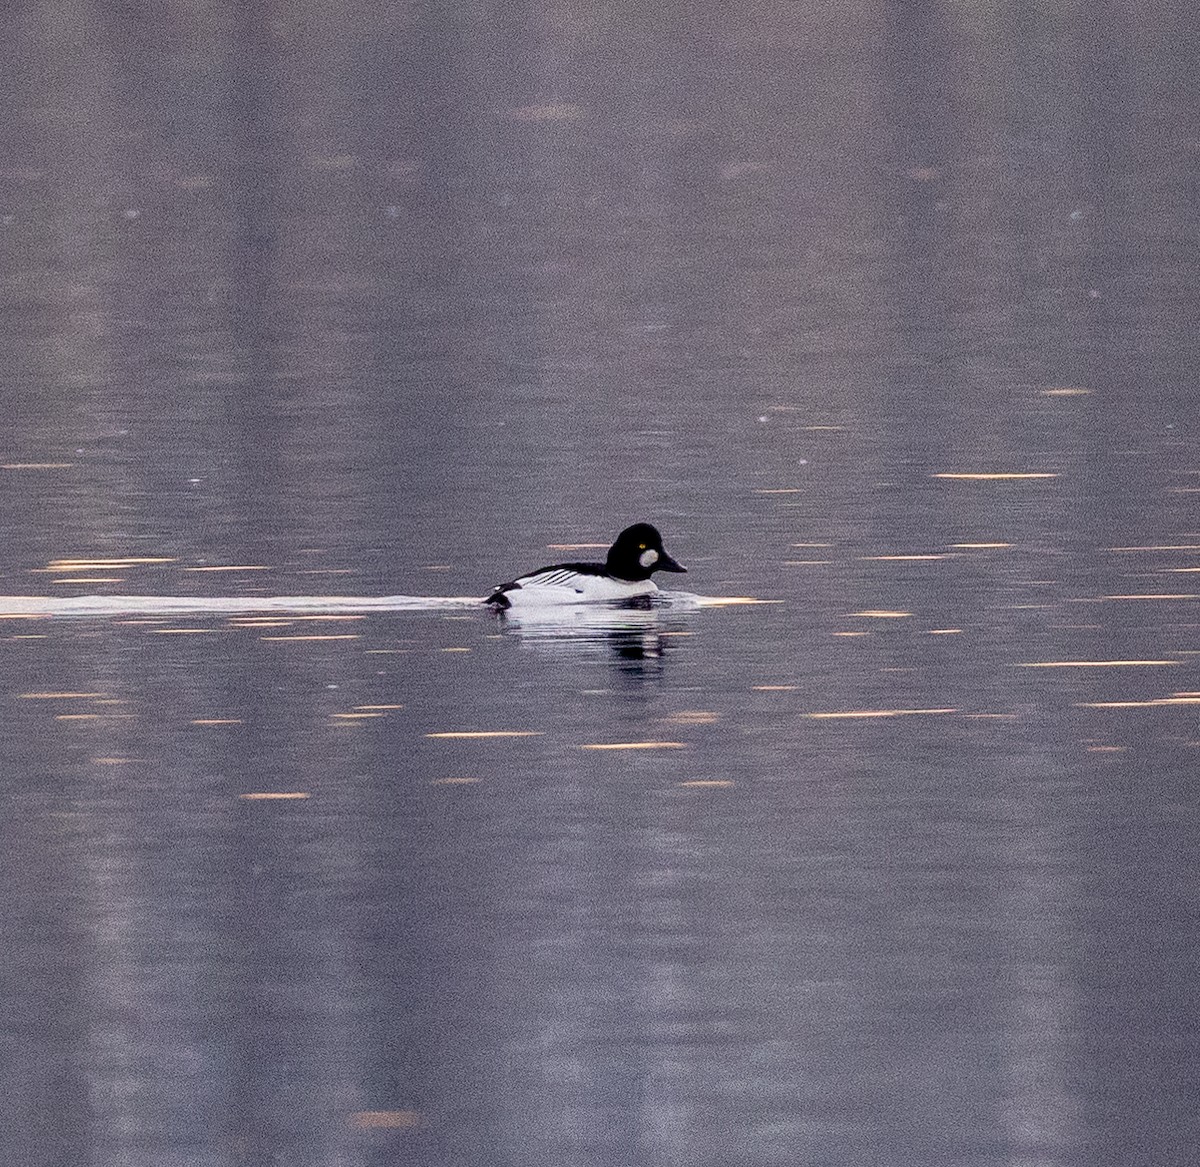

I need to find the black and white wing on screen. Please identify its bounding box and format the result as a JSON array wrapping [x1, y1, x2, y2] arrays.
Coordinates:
[[514, 567, 592, 590], [484, 563, 601, 609]]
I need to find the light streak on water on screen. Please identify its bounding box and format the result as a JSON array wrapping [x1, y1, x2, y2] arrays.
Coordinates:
[[1014, 660, 1179, 668], [0, 590, 743, 618], [934, 472, 1058, 480], [579, 741, 687, 750], [805, 708, 958, 719]]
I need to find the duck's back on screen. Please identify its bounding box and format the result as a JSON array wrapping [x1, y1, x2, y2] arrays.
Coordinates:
[[485, 561, 657, 609]]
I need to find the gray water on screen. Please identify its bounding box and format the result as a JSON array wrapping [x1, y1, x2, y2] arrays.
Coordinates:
[[3, 3, 1200, 1165]]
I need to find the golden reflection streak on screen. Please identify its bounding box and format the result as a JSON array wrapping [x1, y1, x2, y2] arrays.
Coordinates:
[[331, 712, 386, 720], [285, 615, 364, 622], [851, 610, 912, 618], [805, 708, 957, 719], [426, 731, 543, 739], [432, 777, 483, 785], [1040, 387, 1092, 396], [927, 628, 962, 634], [3, 462, 75, 469], [1107, 545, 1200, 552], [1102, 594, 1199, 601], [832, 631, 869, 637], [952, 542, 1011, 548], [19, 691, 107, 699], [1015, 660, 1178, 668], [934, 472, 1058, 480], [579, 741, 687, 750], [238, 792, 311, 800], [507, 102, 583, 121], [1077, 697, 1200, 708], [860, 554, 947, 561], [259, 634, 360, 641], [665, 711, 720, 724], [46, 557, 175, 566], [52, 577, 123, 584], [184, 565, 271, 572], [349, 1110, 423, 1129], [677, 780, 735, 788]]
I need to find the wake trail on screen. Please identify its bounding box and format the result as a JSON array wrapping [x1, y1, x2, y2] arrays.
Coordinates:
[[0, 592, 766, 619], [0, 594, 486, 617]]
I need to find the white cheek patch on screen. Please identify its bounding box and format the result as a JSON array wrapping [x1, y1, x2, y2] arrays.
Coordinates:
[[639, 548, 659, 569]]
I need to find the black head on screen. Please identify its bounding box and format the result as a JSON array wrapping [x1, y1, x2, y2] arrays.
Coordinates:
[[606, 523, 687, 582]]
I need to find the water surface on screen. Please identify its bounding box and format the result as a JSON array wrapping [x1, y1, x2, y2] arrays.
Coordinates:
[[3, 2, 1199, 1165]]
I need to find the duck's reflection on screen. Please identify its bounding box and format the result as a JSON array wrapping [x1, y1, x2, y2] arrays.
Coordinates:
[[494, 603, 686, 674]]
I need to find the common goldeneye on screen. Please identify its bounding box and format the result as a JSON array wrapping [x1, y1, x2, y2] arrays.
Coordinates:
[[485, 522, 687, 609]]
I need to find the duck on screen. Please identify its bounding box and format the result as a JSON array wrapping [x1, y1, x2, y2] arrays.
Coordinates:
[[485, 523, 687, 609]]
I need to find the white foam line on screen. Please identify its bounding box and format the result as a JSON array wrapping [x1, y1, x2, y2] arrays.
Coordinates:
[[0, 595, 485, 617], [0, 590, 764, 619]]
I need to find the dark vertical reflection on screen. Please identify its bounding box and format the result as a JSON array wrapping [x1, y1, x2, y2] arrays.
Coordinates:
[[1069, 10, 1200, 1154], [216, 0, 289, 544], [875, 1, 960, 457], [1067, 0, 1150, 551], [0, 807, 93, 1167], [864, 5, 1100, 1161]]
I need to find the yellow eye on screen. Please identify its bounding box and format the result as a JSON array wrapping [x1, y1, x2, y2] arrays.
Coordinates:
[[639, 544, 646, 550]]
